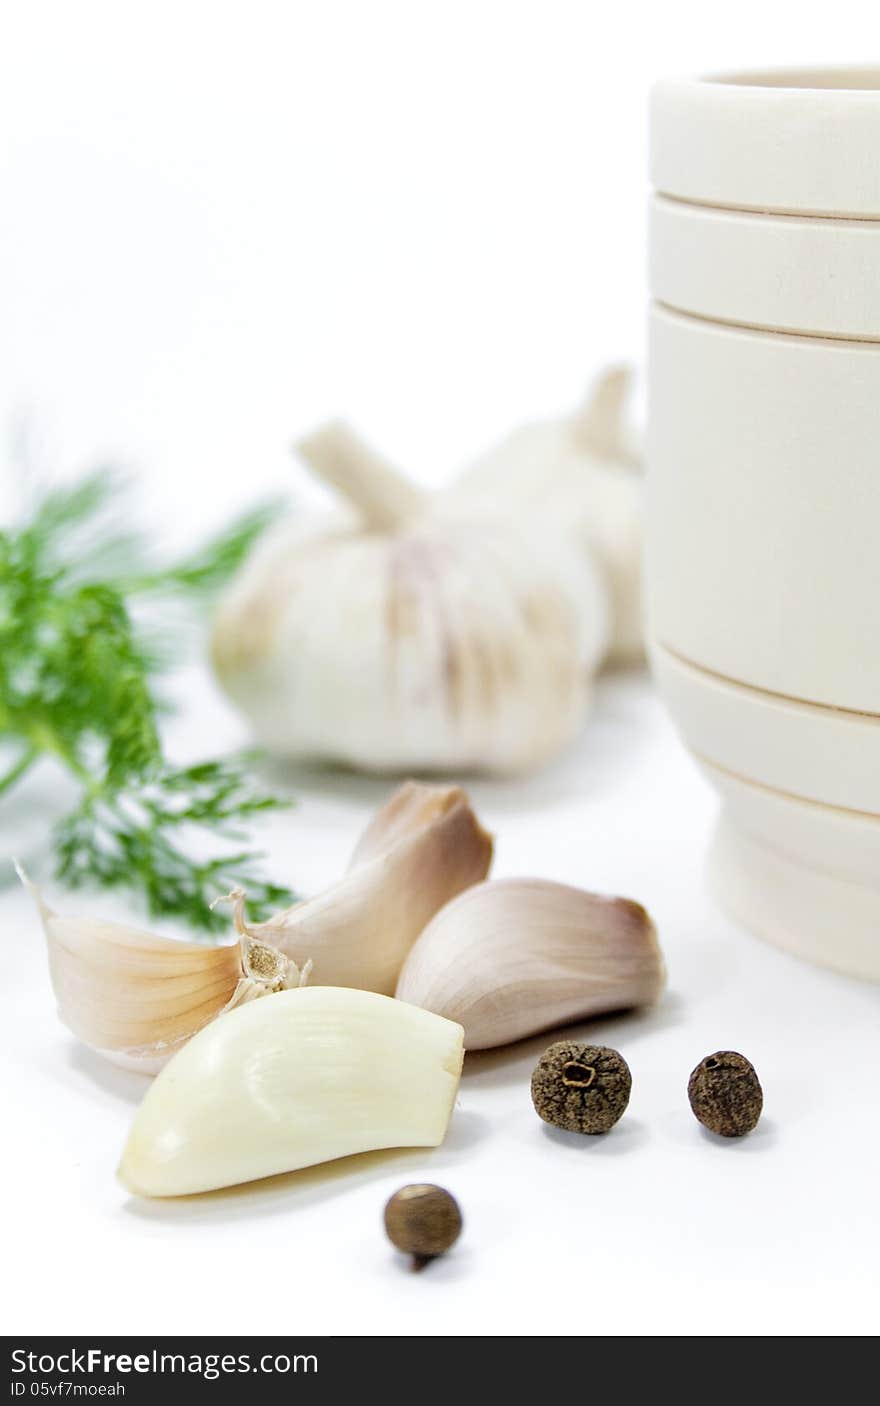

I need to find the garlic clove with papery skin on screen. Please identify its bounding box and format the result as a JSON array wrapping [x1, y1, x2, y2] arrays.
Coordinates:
[[346, 776, 487, 867], [20, 780, 488, 1069], [220, 779, 493, 995], [395, 877, 665, 1050], [118, 986, 465, 1197], [17, 863, 307, 1075], [446, 366, 645, 666], [211, 421, 610, 775]]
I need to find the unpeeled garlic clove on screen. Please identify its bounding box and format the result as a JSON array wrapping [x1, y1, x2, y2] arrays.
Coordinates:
[[395, 877, 665, 1050], [347, 777, 477, 865], [223, 780, 493, 995], [118, 985, 465, 1197], [17, 863, 306, 1074]]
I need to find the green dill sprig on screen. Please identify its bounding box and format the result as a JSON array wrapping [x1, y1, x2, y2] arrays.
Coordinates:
[[0, 471, 294, 933], [117, 501, 282, 599], [53, 756, 294, 934]]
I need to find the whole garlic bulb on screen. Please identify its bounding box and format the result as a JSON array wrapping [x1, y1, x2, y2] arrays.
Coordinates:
[[212, 422, 609, 774], [446, 366, 645, 665]]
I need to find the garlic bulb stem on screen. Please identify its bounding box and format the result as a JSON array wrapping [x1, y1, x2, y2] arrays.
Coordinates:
[[296, 420, 427, 529], [570, 365, 641, 468]]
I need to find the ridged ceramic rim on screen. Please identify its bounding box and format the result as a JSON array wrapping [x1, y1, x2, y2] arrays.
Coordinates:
[[710, 817, 880, 982], [650, 195, 880, 342], [702, 752, 880, 978], [698, 755, 880, 890], [651, 69, 880, 218], [652, 643, 880, 816]]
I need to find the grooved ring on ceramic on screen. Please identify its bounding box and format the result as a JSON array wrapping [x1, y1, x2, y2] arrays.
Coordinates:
[[652, 643, 880, 815], [699, 760, 880, 980], [647, 306, 880, 713], [650, 195, 880, 342], [651, 70, 880, 218]]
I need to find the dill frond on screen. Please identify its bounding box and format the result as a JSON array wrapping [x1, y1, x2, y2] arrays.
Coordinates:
[[0, 473, 294, 932]]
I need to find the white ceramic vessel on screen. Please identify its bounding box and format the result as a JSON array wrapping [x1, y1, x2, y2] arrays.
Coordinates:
[[650, 306, 880, 711], [651, 69, 880, 217], [648, 68, 880, 980], [652, 644, 880, 815], [650, 196, 880, 340], [706, 764, 880, 982]]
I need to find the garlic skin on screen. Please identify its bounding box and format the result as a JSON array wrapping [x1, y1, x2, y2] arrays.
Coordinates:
[[118, 986, 464, 1197], [395, 877, 665, 1050], [224, 779, 493, 995], [212, 422, 609, 775], [18, 864, 306, 1075], [447, 366, 645, 666]]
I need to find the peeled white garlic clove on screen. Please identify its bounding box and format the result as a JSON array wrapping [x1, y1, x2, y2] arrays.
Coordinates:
[[118, 986, 464, 1197], [212, 421, 609, 775], [17, 863, 306, 1074], [447, 365, 646, 666], [222, 779, 493, 995], [395, 877, 665, 1050]]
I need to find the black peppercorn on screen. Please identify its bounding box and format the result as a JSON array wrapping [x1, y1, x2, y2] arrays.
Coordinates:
[[384, 1184, 462, 1270], [531, 1041, 631, 1134], [688, 1050, 763, 1137]]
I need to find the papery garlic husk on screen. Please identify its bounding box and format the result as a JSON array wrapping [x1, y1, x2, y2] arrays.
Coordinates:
[[211, 420, 609, 775], [118, 986, 465, 1197], [17, 863, 307, 1075], [222, 779, 493, 995], [446, 366, 645, 666], [395, 877, 665, 1050]]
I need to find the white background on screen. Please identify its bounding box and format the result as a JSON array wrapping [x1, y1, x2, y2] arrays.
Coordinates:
[[2, 0, 879, 1339]]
